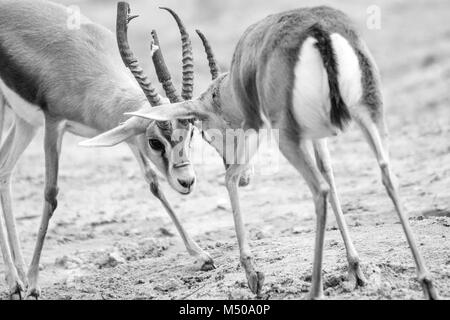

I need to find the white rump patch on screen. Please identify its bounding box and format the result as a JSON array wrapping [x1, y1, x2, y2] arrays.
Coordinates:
[[292, 34, 362, 139], [330, 33, 363, 109], [292, 37, 332, 139]]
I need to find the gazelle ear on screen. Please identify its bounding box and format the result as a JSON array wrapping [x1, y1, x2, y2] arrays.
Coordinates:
[[79, 117, 146, 147], [125, 101, 210, 122]]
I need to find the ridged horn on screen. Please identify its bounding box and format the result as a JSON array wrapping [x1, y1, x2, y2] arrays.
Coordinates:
[[151, 30, 183, 104], [196, 29, 220, 80], [116, 2, 162, 106], [160, 7, 194, 100]]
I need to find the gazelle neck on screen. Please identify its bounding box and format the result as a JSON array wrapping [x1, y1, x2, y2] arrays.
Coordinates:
[[79, 79, 149, 133], [215, 73, 246, 129]]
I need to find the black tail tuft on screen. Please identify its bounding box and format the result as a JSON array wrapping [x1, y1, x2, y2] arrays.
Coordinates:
[[307, 23, 351, 130]]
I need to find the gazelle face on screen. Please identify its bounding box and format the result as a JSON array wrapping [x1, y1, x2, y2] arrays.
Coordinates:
[[145, 119, 196, 194], [80, 4, 220, 196], [79, 106, 197, 195]]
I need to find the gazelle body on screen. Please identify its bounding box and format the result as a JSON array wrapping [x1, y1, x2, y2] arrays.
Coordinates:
[[0, 0, 215, 299], [125, 6, 439, 299]]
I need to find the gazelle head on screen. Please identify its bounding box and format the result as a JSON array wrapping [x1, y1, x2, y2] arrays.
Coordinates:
[[123, 26, 230, 158], [123, 44, 232, 165], [142, 116, 197, 195], [81, 3, 199, 194]]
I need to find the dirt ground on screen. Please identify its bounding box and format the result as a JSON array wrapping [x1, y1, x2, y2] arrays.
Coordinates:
[[0, 0, 449, 300]]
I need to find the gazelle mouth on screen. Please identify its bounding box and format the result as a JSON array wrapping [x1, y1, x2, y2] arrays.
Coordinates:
[[173, 162, 191, 169]]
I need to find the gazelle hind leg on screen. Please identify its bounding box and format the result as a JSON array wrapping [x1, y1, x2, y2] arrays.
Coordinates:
[[0, 115, 39, 299], [313, 139, 367, 288], [355, 112, 439, 300], [279, 136, 329, 299], [26, 116, 65, 299], [0, 200, 21, 299]]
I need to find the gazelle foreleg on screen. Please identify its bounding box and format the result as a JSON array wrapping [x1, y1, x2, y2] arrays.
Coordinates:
[[313, 139, 367, 287], [26, 116, 66, 299], [225, 163, 265, 295], [128, 139, 215, 271], [355, 112, 439, 300], [0, 115, 39, 299], [225, 130, 265, 295]]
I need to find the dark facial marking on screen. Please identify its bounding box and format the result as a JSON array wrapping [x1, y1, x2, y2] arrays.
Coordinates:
[[149, 139, 165, 152], [155, 120, 191, 148], [156, 121, 173, 141]]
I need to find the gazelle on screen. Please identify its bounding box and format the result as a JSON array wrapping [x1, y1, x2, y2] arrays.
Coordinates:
[[0, 0, 218, 299], [95, 6, 440, 299]]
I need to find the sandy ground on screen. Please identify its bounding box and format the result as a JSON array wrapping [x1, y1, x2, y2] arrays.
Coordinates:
[[0, 0, 449, 299]]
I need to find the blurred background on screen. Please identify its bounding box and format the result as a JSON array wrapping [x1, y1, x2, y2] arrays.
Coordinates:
[[0, 0, 449, 299], [58, 0, 450, 117]]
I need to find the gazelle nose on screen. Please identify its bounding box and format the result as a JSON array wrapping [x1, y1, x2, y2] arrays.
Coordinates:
[[178, 178, 195, 189]]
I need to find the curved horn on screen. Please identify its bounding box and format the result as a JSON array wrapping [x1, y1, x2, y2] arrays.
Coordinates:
[[116, 2, 162, 106], [159, 7, 194, 101], [196, 29, 220, 80], [151, 30, 183, 104]]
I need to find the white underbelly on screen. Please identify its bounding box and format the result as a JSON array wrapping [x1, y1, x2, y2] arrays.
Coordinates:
[[291, 33, 363, 139], [65, 121, 100, 138]]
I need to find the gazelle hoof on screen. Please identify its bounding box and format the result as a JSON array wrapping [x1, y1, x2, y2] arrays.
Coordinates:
[[9, 289, 24, 300], [7, 280, 24, 300], [247, 271, 265, 296], [194, 252, 216, 272], [200, 259, 217, 271], [309, 294, 325, 300], [419, 274, 439, 300], [25, 287, 41, 300], [347, 261, 367, 289]]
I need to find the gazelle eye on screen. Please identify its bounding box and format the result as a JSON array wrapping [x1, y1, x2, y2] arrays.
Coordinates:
[[178, 119, 190, 126], [149, 139, 165, 151]]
